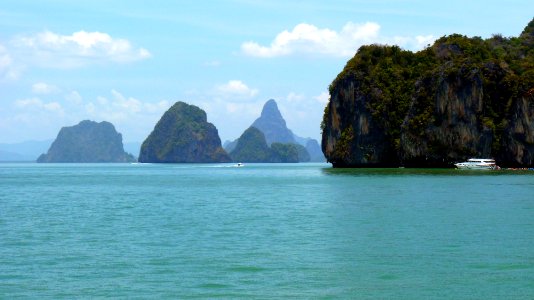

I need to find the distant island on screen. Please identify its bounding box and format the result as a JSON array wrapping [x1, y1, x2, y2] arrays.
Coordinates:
[[225, 99, 325, 162], [37, 120, 135, 163], [322, 17, 534, 168], [138, 101, 231, 163], [32, 99, 325, 164], [229, 126, 300, 163], [251, 99, 296, 145], [0, 140, 53, 162]]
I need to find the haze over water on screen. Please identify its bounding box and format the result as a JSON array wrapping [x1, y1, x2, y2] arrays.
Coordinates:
[[1, 163, 533, 298]]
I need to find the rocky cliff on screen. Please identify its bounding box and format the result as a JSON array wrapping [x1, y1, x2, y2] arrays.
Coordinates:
[[225, 99, 323, 162], [293, 135, 325, 162], [305, 139, 325, 162], [229, 126, 300, 163], [322, 18, 534, 168], [139, 101, 231, 163], [229, 127, 274, 162], [37, 120, 134, 163], [252, 99, 296, 145], [499, 93, 534, 167]]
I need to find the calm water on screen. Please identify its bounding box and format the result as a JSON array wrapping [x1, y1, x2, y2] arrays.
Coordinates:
[[1, 163, 533, 299]]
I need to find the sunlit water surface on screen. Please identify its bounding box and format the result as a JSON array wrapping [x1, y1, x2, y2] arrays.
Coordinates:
[[1, 163, 533, 298]]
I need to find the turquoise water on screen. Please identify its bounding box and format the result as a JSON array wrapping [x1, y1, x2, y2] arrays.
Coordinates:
[[1, 163, 533, 299]]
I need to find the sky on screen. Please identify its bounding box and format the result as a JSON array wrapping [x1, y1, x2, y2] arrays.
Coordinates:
[[1, 0, 533, 144]]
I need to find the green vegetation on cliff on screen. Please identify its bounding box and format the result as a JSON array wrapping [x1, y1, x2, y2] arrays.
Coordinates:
[[37, 120, 134, 163], [323, 18, 534, 167], [139, 101, 230, 163], [229, 127, 273, 163], [229, 127, 302, 163], [271, 143, 299, 163], [329, 45, 432, 138], [225, 99, 317, 162]]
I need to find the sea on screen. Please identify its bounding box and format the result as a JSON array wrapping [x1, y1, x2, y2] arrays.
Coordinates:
[[1, 163, 533, 299]]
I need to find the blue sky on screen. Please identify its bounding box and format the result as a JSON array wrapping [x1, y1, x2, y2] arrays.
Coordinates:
[[1, 0, 532, 144]]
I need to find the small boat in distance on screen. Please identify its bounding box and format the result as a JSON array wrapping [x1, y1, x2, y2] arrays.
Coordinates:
[[236, 163, 244, 167], [454, 158, 498, 170]]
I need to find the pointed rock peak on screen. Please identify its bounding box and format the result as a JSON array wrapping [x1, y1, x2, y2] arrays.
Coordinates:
[[251, 99, 295, 145], [260, 99, 283, 120]]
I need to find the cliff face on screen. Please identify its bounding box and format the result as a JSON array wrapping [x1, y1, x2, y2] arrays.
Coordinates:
[[304, 139, 324, 162], [251, 99, 296, 145], [225, 99, 319, 162], [229, 127, 273, 163], [139, 101, 231, 163], [322, 76, 398, 167], [229, 126, 301, 163], [499, 93, 534, 166], [37, 120, 134, 163], [400, 66, 493, 167], [322, 18, 534, 167], [293, 135, 325, 162], [322, 45, 417, 167]]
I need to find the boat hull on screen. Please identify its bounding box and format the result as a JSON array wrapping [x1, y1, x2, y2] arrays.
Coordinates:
[[454, 163, 494, 170], [454, 158, 497, 170]]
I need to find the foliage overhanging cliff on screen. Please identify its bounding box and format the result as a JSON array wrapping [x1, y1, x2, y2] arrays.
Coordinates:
[[322, 18, 534, 167]]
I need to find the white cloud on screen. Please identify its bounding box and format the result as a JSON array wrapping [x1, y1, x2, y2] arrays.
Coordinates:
[[285, 92, 305, 103], [0, 44, 12, 69], [84, 90, 170, 123], [111, 89, 142, 113], [14, 97, 42, 108], [216, 80, 258, 98], [85, 102, 96, 114], [12, 30, 151, 68], [200, 97, 265, 141], [43, 102, 62, 112], [0, 43, 20, 80], [415, 35, 435, 49], [241, 22, 435, 58], [32, 82, 60, 94], [65, 91, 83, 104], [314, 91, 330, 104], [97, 96, 109, 106], [15, 97, 64, 114], [82, 90, 171, 141], [5, 89, 172, 143], [241, 22, 378, 58], [145, 100, 171, 113]]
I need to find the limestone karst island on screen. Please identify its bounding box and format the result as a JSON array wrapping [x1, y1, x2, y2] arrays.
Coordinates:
[[35, 18, 533, 168], [37, 120, 135, 163], [4, 3, 534, 299], [138, 101, 231, 163], [322, 18, 534, 168]]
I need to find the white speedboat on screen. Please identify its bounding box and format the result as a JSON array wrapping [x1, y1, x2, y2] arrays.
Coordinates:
[[454, 158, 498, 170]]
